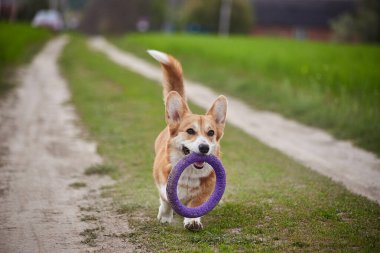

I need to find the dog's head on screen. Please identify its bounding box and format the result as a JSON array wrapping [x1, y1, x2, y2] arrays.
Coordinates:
[[166, 91, 227, 169]]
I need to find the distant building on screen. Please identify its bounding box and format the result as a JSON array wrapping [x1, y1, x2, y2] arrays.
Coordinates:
[[252, 0, 358, 40], [79, 0, 153, 34]]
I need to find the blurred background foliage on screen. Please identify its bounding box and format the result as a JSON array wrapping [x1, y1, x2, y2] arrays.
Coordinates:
[[330, 0, 380, 42], [0, 22, 51, 96], [78, 0, 252, 34], [1, 0, 379, 42], [183, 0, 252, 34]]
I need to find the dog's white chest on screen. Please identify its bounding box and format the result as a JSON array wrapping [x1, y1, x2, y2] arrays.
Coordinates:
[[169, 150, 212, 203], [177, 165, 212, 204]]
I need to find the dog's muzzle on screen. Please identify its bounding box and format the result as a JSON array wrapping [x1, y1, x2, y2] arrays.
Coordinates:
[[182, 145, 205, 169]]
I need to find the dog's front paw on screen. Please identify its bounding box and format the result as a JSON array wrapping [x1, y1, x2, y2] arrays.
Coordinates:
[[184, 218, 203, 231], [157, 213, 173, 223]]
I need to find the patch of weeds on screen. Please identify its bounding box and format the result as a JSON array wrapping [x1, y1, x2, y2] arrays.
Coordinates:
[[292, 241, 310, 248], [84, 163, 117, 176], [69, 181, 86, 189], [113, 232, 129, 238], [79, 206, 94, 212], [226, 228, 241, 234], [80, 228, 99, 247], [117, 204, 141, 214], [190, 232, 264, 245], [81, 215, 97, 222], [100, 185, 114, 190], [100, 185, 117, 198], [313, 208, 342, 221]]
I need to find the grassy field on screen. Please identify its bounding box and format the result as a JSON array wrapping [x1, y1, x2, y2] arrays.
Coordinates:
[[60, 35, 380, 252], [0, 22, 51, 96], [111, 34, 380, 156]]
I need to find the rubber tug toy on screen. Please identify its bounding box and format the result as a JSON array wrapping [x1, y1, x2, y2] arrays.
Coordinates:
[[166, 152, 226, 218]]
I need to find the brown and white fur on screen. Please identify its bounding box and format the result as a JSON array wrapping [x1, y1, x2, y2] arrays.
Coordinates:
[[148, 50, 228, 231]]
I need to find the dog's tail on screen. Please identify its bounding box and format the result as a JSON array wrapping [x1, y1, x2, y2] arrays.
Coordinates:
[[147, 50, 185, 100]]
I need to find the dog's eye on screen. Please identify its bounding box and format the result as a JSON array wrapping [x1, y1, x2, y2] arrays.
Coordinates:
[[207, 130, 215, 137], [186, 128, 196, 135]]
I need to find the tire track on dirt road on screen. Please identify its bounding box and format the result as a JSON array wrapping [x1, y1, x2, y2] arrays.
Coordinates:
[[0, 36, 134, 252], [89, 36, 380, 204]]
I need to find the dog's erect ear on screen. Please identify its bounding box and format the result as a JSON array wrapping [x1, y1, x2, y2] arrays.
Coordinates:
[[165, 91, 189, 128], [207, 95, 228, 126], [207, 96, 227, 140]]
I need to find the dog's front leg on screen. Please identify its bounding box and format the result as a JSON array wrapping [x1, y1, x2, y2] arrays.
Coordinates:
[[183, 197, 206, 231], [157, 197, 173, 223]]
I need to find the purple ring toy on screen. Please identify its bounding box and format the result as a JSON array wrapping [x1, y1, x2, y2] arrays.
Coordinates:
[[166, 153, 226, 218]]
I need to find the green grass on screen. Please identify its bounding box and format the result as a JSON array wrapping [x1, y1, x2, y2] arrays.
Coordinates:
[[84, 164, 118, 176], [0, 22, 51, 96], [69, 182, 87, 189], [60, 35, 380, 252], [111, 34, 380, 156]]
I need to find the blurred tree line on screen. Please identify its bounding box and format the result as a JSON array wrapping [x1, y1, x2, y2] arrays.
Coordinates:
[[2, 0, 378, 42], [331, 0, 380, 42], [0, 0, 49, 21], [183, 0, 252, 34], [79, 0, 252, 35], [0, 0, 86, 21]]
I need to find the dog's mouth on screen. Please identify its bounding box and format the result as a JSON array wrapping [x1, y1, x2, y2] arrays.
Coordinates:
[[182, 145, 190, 155], [193, 162, 205, 169], [182, 145, 205, 169]]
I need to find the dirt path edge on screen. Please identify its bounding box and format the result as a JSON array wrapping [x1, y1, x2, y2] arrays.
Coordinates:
[[0, 36, 134, 252]]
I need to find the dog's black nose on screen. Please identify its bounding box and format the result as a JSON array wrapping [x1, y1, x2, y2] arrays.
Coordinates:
[[199, 144, 209, 154]]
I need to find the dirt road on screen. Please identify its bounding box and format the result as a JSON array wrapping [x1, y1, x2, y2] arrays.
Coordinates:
[[1, 34, 377, 251], [0, 36, 133, 252], [89, 37, 380, 204]]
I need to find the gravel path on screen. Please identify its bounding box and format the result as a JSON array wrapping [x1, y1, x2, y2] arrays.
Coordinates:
[[0, 36, 133, 252], [89, 36, 380, 204]]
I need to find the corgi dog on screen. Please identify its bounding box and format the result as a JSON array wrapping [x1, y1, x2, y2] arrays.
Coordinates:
[[147, 50, 228, 231]]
